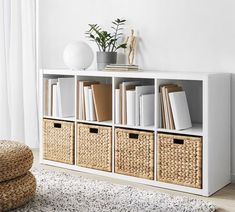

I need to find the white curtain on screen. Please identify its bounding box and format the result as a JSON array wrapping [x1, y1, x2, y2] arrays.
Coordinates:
[[0, 0, 39, 148]]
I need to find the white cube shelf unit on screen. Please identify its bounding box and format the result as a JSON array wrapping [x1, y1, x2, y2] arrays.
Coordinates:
[[39, 69, 231, 196]]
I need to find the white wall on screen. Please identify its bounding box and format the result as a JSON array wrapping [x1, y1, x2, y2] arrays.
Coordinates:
[[39, 0, 235, 182]]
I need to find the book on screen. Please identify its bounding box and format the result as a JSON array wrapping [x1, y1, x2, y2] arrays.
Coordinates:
[[88, 88, 96, 121], [52, 84, 58, 117], [83, 86, 90, 121], [160, 84, 179, 129], [115, 89, 121, 124], [169, 91, 192, 130], [140, 94, 155, 126], [48, 79, 58, 116], [105, 64, 140, 72], [78, 81, 99, 120], [165, 85, 182, 129], [126, 90, 136, 126], [121, 81, 140, 124], [57, 78, 75, 118], [43, 79, 49, 115], [92, 84, 112, 122], [135, 85, 154, 126]]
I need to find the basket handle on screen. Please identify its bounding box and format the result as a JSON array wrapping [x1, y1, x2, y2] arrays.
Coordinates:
[[173, 138, 184, 145], [129, 133, 139, 139], [90, 128, 98, 134], [54, 123, 61, 128]]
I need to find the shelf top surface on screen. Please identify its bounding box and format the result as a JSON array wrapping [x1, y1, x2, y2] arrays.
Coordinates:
[[42, 69, 230, 80]]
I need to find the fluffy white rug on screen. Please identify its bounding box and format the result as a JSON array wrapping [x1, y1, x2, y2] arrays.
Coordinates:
[[14, 169, 215, 212]]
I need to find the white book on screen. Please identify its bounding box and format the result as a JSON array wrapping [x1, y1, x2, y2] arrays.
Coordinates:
[[140, 94, 154, 126], [88, 88, 96, 121], [43, 79, 49, 116], [57, 78, 75, 118], [115, 89, 121, 124], [48, 79, 58, 116], [169, 91, 192, 130], [52, 84, 58, 117], [84, 86, 90, 121], [121, 81, 140, 124], [135, 85, 154, 126], [126, 90, 136, 126]]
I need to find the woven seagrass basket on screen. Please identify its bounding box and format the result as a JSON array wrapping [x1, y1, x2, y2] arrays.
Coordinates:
[[77, 123, 112, 172], [43, 119, 75, 164], [157, 133, 202, 188], [115, 128, 154, 180]]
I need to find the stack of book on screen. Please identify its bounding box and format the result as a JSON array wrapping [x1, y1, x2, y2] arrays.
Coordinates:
[[115, 81, 154, 127], [43, 78, 75, 118], [77, 81, 112, 122], [159, 84, 192, 130], [105, 64, 139, 72]]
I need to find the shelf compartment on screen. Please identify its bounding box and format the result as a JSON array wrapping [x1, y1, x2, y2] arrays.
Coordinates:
[[157, 133, 202, 189], [76, 123, 112, 172], [114, 77, 155, 128], [76, 76, 112, 123], [43, 118, 75, 164], [157, 79, 203, 133], [115, 128, 154, 180]]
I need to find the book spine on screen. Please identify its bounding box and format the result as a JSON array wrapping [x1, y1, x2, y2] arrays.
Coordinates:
[[52, 84, 58, 117], [126, 90, 136, 126], [115, 89, 121, 124], [88, 88, 96, 121], [84, 86, 90, 121]]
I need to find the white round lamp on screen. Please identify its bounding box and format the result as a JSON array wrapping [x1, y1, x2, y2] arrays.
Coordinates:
[[63, 41, 94, 70]]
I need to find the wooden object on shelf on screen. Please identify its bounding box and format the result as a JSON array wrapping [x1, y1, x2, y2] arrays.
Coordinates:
[[115, 128, 154, 180], [76, 123, 112, 172], [43, 119, 74, 164], [91, 84, 112, 122], [157, 133, 202, 188]]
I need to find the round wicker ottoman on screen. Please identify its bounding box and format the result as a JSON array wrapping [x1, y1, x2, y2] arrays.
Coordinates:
[[0, 140, 34, 182], [0, 172, 36, 211], [0, 140, 36, 211]]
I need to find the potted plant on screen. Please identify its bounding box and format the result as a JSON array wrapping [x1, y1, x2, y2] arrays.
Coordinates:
[[86, 18, 127, 70]]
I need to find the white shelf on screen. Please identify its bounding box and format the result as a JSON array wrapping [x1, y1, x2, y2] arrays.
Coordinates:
[[157, 123, 203, 136], [115, 124, 155, 131], [43, 116, 75, 122], [39, 69, 231, 197], [76, 119, 112, 126]]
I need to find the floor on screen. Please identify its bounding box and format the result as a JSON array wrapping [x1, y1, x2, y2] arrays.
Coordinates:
[[33, 150, 235, 212]]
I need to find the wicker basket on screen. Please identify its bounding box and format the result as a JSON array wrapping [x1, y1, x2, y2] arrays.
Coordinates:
[[43, 119, 74, 164], [77, 123, 112, 172], [157, 133, 202, 188], [115, 128, 154, 180]]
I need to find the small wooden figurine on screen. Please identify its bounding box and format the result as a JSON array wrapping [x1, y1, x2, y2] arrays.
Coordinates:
[[125, 29, 137, 65]]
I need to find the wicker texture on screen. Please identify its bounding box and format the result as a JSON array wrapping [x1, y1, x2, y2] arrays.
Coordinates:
[[77, 124, 112, 172], [115, 128, 154, 180], [157, 133, 202, 188], [43, 119, 74, 164], [0, 140, 33, 183], [0, 171, 36, 212]]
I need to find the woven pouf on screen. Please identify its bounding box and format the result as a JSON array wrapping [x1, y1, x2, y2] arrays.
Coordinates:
[[0, 172, 36, 211], [0, 140, 36, 211], [0, 140, 33, 182]]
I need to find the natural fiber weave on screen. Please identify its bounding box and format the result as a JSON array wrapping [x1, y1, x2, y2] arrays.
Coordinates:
[[157, 133, 202, 188], [0, 140, 33, 183], [115, 128, 154, 180], [0, 171, 36, 212], [43, 119, 74, 164], [77, 124, 112, 172]]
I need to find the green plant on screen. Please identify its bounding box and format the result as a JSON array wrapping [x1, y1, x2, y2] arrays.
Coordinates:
[[86, 18, 127, 52]]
